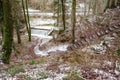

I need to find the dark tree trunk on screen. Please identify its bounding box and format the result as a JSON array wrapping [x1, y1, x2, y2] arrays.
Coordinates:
[[0, 0, 3, 37], [61, 0, 66, 30], [71, 0, 76, 43], [2, 0, 14, 64], [13, 0, 21, 44], [15, 20, 21, 44], [22, 0, 31, 41]]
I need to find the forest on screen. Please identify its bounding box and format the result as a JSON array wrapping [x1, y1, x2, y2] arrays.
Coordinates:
[[0, 0, 120, 80]]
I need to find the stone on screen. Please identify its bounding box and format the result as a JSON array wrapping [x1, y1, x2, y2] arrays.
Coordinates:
[[105, 30, 109, 34], [92, 34, 97, 39], [89, 36, 93, 40], [90, 45, 106, 54], [100, 31, 105, 35], [108, 27, 114, 31], [81, 40, 86, 45], [113, 25, 119, 29], [78, 41, 83, 46], [85, 38, 90, 43], [97, 32, 101, 36], [73, 44, 78, 49], [75, 42, 80, 47]]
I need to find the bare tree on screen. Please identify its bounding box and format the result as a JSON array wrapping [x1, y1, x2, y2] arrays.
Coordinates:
[[71, 0, 76, 43]]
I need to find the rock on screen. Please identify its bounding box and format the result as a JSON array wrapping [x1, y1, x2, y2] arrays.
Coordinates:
[[105, 30, 109, 34], [104, 36, 114, 41], [73, 44, 78, 48], [108, 27, 114, 31], [113, 25, 119, 29], [90, 45, 106, 54], [96, 32, 101, 36], [82, 44, 106, 54]]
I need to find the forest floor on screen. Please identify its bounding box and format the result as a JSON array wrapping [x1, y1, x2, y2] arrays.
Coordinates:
[[0, 8, 120, 80]]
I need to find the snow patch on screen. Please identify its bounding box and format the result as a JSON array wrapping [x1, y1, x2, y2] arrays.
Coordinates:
[[30, 19, 56, 26], [47, 45, 68, 53]]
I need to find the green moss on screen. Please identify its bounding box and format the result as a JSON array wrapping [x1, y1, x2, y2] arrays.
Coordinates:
[[29, 60, 36, 65], [6, 66, 25, 76], [22, 77, 34, 80], [29, 59, 47, 65]]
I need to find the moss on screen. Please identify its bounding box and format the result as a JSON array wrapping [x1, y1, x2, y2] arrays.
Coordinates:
[[22, 77, 34, 80], [29, 60, 36, 65], [6, 66, 25, 76], [29, 59, 47, 65]]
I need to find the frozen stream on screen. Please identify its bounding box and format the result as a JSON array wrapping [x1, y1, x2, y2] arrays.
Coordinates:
[[28, 8, 68, 56]]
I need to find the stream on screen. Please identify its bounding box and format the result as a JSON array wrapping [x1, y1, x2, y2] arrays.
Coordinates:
[[28, 8, 68, 56], [28, 2, 93, 56]]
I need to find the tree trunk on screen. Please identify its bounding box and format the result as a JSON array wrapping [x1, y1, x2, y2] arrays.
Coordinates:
[[2, 0, 14, 64], [25, 0, 31, 41], [61, 0, 66, 30], [0, 0, 3, 37], [22, 0, 31, 41], [104, 0, 118, 11], [15, 19, 21, 44], [71, 0, 76, 43], [13, 0, 21, 44]]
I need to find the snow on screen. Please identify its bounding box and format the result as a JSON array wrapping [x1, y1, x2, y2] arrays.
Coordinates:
[[47, 45, 68, 53], [34, 43, 68, 56], [79, 3, 85, 8], [104, 61, 112, 66], [27, 8, 41, 13], [0, 76, 18, 80], [28, 13, 54, 17], [0, 60, 3, 65], [33, 38, 51, 56], [30, 19, 56, 26], [94, 69, 118, 80], [31, 26, 60, 31], [31, 34, 52, 38]]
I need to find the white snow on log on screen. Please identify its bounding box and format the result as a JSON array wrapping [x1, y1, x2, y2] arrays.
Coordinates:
[[28, 13, 54, 17], [30, 19, 56, 26], [31, 26, 60, 31], [26, 8, 41, 13]]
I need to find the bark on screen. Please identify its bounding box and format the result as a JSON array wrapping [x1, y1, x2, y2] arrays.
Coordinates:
[[71, 0, 76, 43], [13, 0, 21, 44], [25, 0, 31, 41], [57, 0, 60, 27], [61, 0, 66, 30], [22, 0, 31, 41], [15, 19, 21, 44], [0, 0, 3, 37], [2, 0, 14, 64], [93, 0, 98, 14]]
